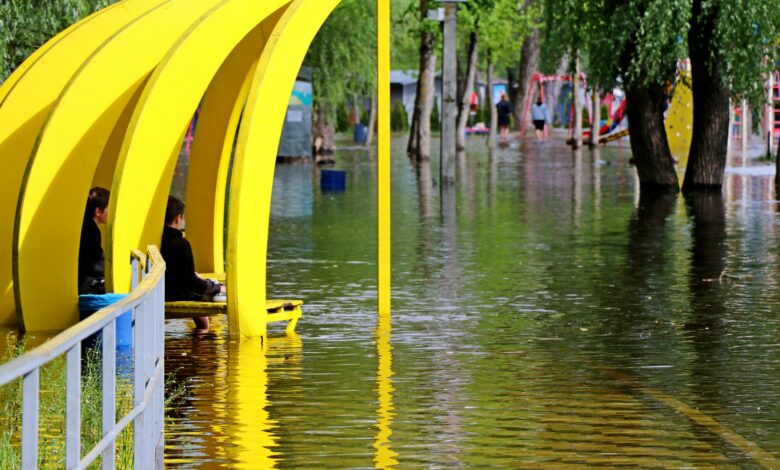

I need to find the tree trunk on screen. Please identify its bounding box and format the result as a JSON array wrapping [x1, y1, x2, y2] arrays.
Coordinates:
[[365, 90, 377, 148], [572, 56, 583, 148], [590, 90, 601, 147], [407, 0, 435, 162], [313, 107, 335, 158], [624, 82, 679, 190], [682, 0, 729, 192], [456, 30, 479, 152], [487, 51, 497, 147], [513, 4, 540, 131]]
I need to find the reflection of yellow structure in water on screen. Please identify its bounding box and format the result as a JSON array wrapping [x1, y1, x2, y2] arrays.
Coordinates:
[[374, 313, 398, 468], [225, 332, 303, 467], [229, 337, 277, 468]]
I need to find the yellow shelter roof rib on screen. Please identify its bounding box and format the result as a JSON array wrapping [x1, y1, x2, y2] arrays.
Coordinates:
[[13, 0, 223, 331], [0, 0, 166, 329]]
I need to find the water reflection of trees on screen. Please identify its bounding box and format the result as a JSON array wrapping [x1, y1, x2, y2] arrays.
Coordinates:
[[683, 191, 729, 410]]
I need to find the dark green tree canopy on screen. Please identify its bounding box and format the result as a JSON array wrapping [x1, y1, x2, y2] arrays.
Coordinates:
[[542, 0, 779, 108]]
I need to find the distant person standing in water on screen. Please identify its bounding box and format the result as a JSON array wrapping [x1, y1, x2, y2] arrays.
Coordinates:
[[79, 187, 109, 294], [496, 94, 512, 142], [531, 98, 549, 141]]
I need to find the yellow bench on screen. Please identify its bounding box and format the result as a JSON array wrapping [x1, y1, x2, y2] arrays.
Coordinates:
[[165, 299, 303, 334]]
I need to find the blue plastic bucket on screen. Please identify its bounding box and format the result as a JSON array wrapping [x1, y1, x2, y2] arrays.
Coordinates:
[[353, 123, 367, 144], [79, 294, 132, 350], [321, 169, 346, 191]]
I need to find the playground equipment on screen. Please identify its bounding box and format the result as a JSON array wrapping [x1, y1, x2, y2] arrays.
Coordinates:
[[0, 0, 393, 338], [519, 69, 694, 164]]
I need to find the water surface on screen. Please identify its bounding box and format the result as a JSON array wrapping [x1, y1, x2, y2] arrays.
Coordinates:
[[164, 137, 780, 468]]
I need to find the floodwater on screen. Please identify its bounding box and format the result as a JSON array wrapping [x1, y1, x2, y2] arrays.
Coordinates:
[[164, 136, 780, 468]]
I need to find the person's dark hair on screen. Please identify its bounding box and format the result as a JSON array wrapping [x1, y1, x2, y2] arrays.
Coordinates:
[[165, 195, 185, 225], [536, 98, 543, 105], [85, 187, 110, 218]]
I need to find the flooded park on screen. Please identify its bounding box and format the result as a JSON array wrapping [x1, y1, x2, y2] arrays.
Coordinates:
[[162, 136, 780, 467], [1, 0, 779, 467]]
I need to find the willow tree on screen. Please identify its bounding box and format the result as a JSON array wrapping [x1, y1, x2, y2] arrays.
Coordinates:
[[684, 0, 780, 192], [305, 0, 377, 154], [544, 0, 689, 190], [0, 0, 116, 81], [545, 0, 780, 192]]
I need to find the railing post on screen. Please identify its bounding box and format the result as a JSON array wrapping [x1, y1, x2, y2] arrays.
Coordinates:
[[102, 319, 117, 470], [66, 346, 81, 468], [146, 292, 156, 469], [154, 276, 165, 468], [133, 302, 147, 470], [131, 257, 139, 290], [21, 368, 39, 469]]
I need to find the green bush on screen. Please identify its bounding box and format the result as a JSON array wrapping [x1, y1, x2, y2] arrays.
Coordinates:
[[391, 101, 408, 131], [336, 104, 350, 133], [430, 99, 441, 132]]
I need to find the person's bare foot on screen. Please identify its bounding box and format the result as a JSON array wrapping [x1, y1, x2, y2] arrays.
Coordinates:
[[193, 316, 210, 332]]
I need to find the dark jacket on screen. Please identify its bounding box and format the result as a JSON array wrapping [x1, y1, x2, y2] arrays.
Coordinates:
[[160, 226, 221, 301], [78, 215, 105, 294], [496, 100, 512, 126]]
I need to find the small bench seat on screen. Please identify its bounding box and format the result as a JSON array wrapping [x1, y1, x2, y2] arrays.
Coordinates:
[[165, 299, 302, 334]]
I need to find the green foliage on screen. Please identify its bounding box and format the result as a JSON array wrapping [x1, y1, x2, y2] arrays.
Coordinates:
[[305, 0, 377, 123], [542, 0, 780, 109], [478, 102, 490, 124], [0, 0, 117, 82], [430, 97, 441, 131], [712, 0, 780, 108], [336, 104, 350, 133], [472, 0, 540, 71], [391, 100, 409, 131]]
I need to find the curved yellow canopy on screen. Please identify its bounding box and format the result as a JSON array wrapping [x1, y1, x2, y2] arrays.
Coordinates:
[[0, 0, 392, 336]]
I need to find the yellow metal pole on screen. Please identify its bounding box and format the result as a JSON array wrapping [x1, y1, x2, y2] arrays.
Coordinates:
[[377, 0, 391, 316]]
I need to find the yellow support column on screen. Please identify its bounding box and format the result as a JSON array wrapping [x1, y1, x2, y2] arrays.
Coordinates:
[[377, 0, 391, 316], [227, 0, 341, 337]]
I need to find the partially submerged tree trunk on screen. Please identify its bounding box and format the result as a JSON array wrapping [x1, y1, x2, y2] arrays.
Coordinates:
[[365, 90, 377, 148], [456, 30, 479, 152], [513, 3, 540, 133], [572, 55, 583, 148], [313, 107, 335, 158], [487, 50, 498, 147], [683, 0, 729, 193], [407, 0, 436, 162], [624, 81, 679, 190], [590, 90, 601, 147]]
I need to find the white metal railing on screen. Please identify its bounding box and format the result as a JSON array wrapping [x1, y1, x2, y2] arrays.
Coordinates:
[[0, 246, 166, 469]]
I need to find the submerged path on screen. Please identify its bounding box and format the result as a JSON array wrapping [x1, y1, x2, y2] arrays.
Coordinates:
[[161, 137, 780, 467]]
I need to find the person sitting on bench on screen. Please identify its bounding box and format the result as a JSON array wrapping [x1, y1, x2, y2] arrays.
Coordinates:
[[161, 195, 224, 332], [79, 187, 110, 295]]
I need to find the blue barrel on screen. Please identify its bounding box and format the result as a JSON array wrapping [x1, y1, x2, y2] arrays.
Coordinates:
[[353, 123, 367, 144], [79, 294, 132, 351], [320, 169, 346, 191]]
